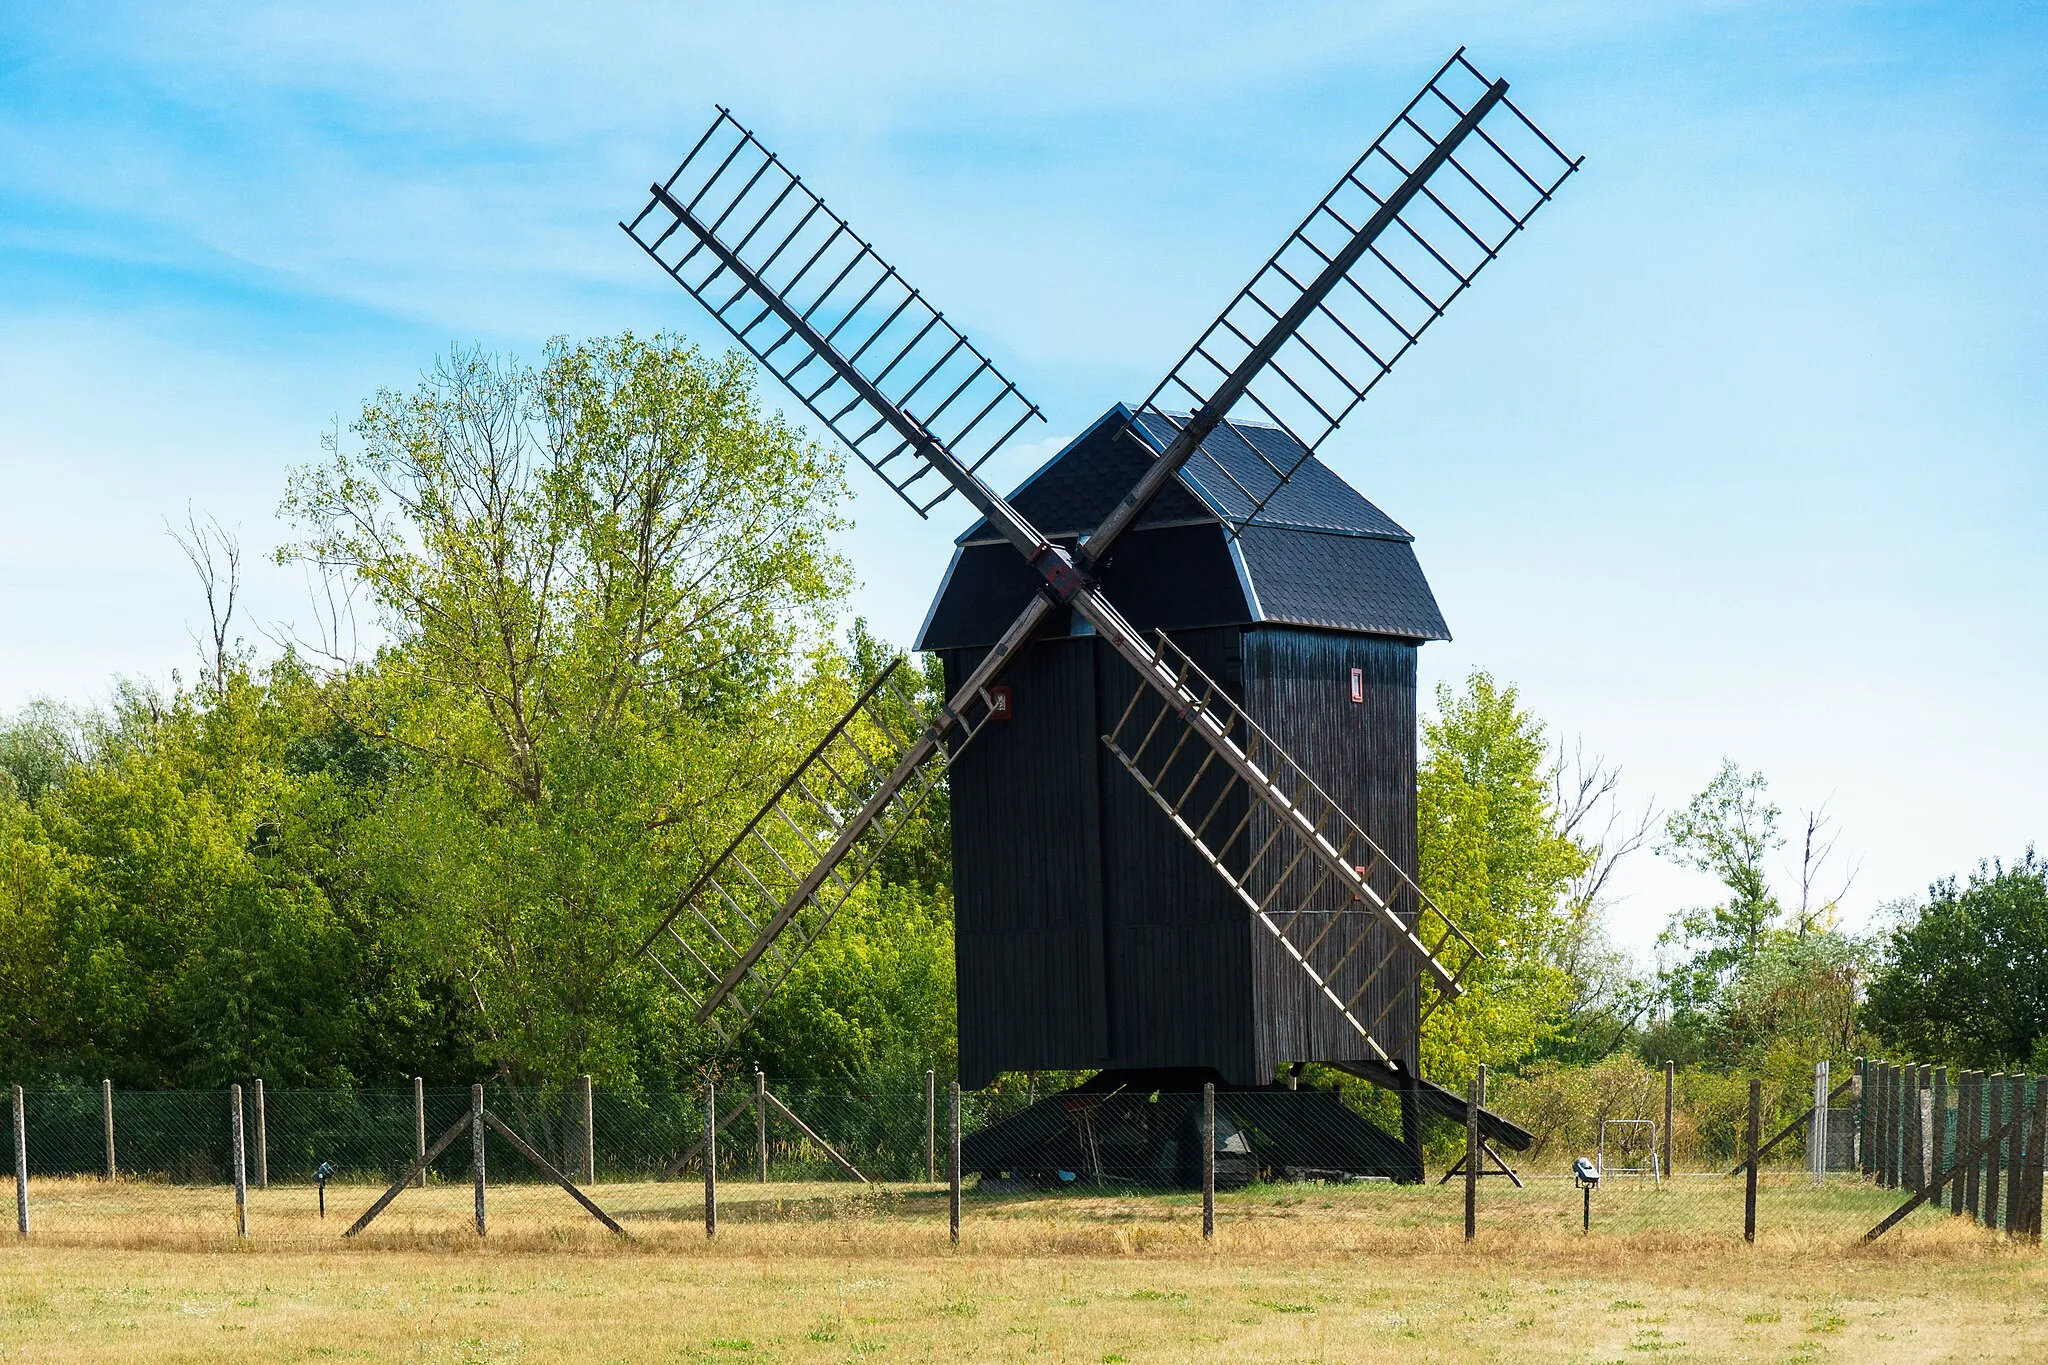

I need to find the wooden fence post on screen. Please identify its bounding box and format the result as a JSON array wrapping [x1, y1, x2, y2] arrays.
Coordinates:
[[12, 1085, 26, 1236], [1744, 1077, 1761, 1244], [253, 1078, 268, 1191], [102, 1079, 115, 1182], [580, 1073, 595, 1185], [1909, 1064, 1926, 1192], [703, 1081, 717, 1239], [2023, 1080, 2039, 1252], [925, 1070, 936, 1184], [1888, 1063, 1903, 1189], [230, 1084, 248, 1238], [1932, 1066, 1949, 1195], [948, 1082, 961, 1245], [755, 1069, 768, 1184], [1985, 1074, 2007, 1228], [470, 1083, 486, 1237], [1964, 1072, 1983, 1220], [1202, 1082, 1216, 1242], [2004, 1073, 2027, 1230], [414, 1077, 427, 1188], [1663, 1060, 1675, 1177], [1859, 1064, 1875, 1178]]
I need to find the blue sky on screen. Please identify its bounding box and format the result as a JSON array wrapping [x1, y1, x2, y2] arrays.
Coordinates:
[[2, 2, 2043, 959]]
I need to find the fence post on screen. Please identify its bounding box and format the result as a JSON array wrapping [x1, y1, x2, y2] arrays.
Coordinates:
[[755, 1069, 768, 1184], [102, 1079, 115, 1182], [12, 1085, 25, 1236], [580, 1073, 595, 1185], [1932, 1066, 1949, 1196], [948, 1082, 961, 1245], [1888, 1062, 1903, 1188], [1985, 1074, 2007, 1228], [1964, 1072, 1984, 1220], [1465, 1067, 1482, 1242], [1663, 1060, 1674, 1178], [230, 1084, 248, 1238], [2004, 1073, 2027, 1231], [925, 1070, 936, 1184], [1909, 1064, 1926, 1193], [414, 1077, 427, 1188], [2026, 1076, 2046, 1241], [254, 1078, 268, 1191], [471, 1083, 486, 1237], [1202, 1082, 1216, 1242], [703, 1080, 717, 1239], [1744, 1077, 1760, 1244], [1811, 1060, 1828, 1186], [1854, 1058, 1868, 1175]]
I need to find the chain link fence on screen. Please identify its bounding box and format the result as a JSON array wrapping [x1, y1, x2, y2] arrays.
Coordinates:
[[5, 1061, 2040, 1248]]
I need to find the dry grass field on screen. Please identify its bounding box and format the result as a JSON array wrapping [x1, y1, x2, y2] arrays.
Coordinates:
[[0, 1175, 2042, 1361]]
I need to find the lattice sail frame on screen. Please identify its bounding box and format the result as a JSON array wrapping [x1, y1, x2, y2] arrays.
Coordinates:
[[622, 113, 1044, 516], [1101, 633, 1478, 1059], [635, 659, 1001, 1041], [1136, 50, 1579, 531]]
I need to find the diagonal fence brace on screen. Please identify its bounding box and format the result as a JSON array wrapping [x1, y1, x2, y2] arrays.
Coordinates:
[[343, 1106, 629, 1239], [1865, 1110, 2020, 1241]]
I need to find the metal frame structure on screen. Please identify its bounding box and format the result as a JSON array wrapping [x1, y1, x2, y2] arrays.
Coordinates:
[[1597, 1119, 1662, 1185], [621, 47, 1580, 1061]]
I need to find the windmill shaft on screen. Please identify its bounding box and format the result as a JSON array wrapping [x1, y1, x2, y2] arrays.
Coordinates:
[[1080, 78, 1507, 570]]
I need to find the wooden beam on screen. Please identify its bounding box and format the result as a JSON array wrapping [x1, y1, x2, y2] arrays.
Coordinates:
[[765, 1091, 869, 1183], [343, 1110, 473, 1237], [482, 1111, 628, 1237]]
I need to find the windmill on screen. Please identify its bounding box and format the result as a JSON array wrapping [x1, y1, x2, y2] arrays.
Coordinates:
[[621, 49, 1577, 1173]]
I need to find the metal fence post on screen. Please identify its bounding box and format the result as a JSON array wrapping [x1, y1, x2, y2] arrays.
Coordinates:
[[1744, 1077, 1761, 1244], [948, 1081, 961, 1245], [102, 1079, 115, 1182], [254, 1078, 268, 1191], [1465, 1068, 1482, 1242], [414, 1077, 427, 1187], [471, 1083, 486, 1236], [1662, 1060, 1674, 1178], [703, 1081, 717, 1239], [581, 1073, 596, 1185], [755, 1069, 768, 1184], [12, 1085, 26, 1236], [925, 1070, 936, 1184], [1202, 1082, 1216, 1241], [230, 1084, 248, 1238]]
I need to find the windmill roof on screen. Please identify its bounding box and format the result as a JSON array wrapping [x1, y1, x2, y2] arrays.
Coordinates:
[[918, 406, 1449, 651]]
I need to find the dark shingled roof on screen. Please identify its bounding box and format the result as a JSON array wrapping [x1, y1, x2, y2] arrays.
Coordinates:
[[920, 405, 1449, 650]]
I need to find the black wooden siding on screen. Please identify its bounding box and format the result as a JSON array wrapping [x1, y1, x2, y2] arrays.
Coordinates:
[[945, 625, 1420, 1087]]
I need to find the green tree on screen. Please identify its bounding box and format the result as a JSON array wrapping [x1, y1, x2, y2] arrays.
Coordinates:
[[279, 335, 854, 1087], [1417, 672, 1588, 1081], [1863, 852, 2048, 1069], [1654, 760, 1783, 1014]]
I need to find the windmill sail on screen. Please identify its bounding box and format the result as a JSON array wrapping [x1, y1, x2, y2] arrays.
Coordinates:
[[1107, 49, 1579, 546], [622, 111, 1043, 517]]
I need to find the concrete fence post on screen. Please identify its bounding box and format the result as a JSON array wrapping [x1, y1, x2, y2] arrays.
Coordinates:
[[471, 1083, 486, 1237], [703, 1081, 717, 1239], [925, 1070, 936, 1184], [102, 1079, 115, 1182], [1811, 1060, 1828, 1186], [253, 1078, 268, 1191], [948, 1081, 962, 1245], [230, 1084, 248, 1238], [1202, 1082, 1216, 1242], [580, 1073, 596, 1185], [1662, 1060, 1674, 1177], [12, 1085, 26, 1236], [755, 1069, 768, 1184]]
